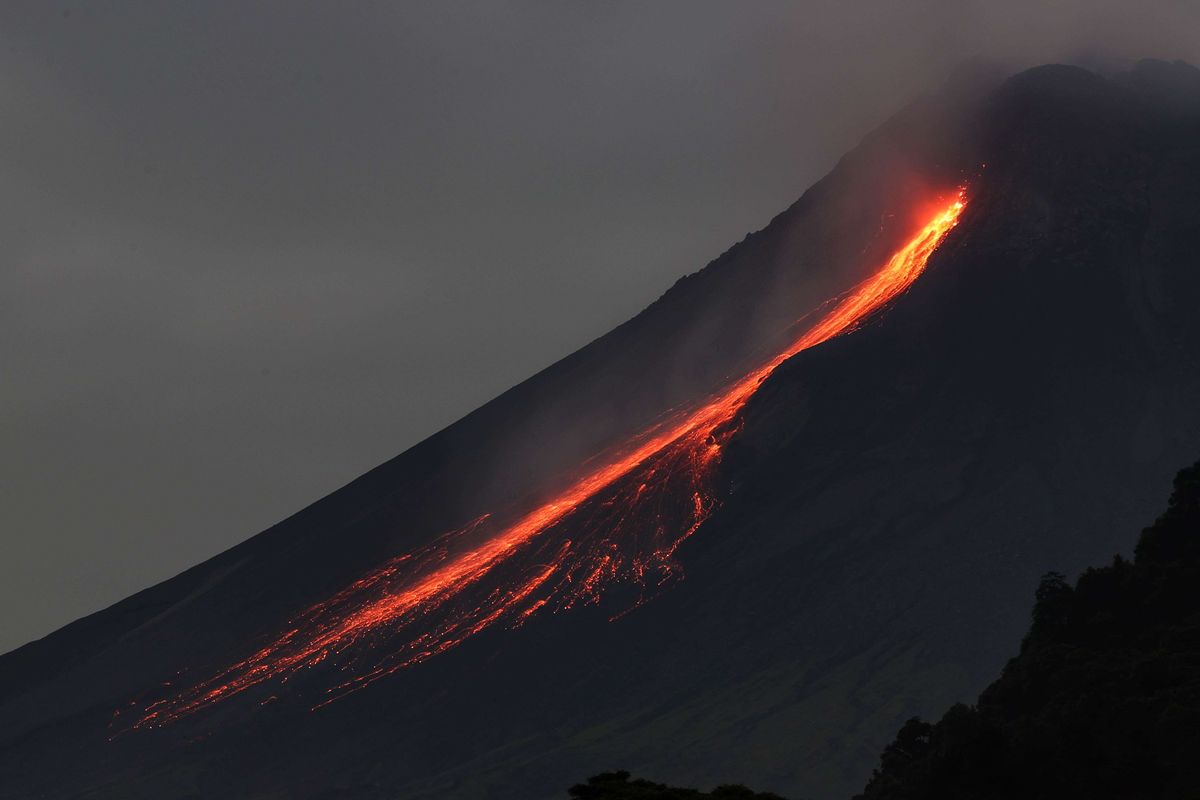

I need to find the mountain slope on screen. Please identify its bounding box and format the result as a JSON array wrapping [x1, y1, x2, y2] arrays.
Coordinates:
[[855, 460, 1200, 800], [3, 61, 1200, 800], [567, 460, 1200, 799]]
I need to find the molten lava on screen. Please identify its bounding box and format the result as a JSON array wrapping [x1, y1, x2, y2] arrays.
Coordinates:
[[131, 190, 966, 729]]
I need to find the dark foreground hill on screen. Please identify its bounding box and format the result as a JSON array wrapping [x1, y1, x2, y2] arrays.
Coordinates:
[[569, 460, 1200, 799], [3, 60, 1200, 800]]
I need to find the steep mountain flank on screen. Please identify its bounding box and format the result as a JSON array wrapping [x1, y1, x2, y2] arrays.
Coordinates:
[[2, 61, 1199, 800]]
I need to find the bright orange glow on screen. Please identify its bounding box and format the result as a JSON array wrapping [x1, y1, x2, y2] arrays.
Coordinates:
[[127, 189, 966, 729]]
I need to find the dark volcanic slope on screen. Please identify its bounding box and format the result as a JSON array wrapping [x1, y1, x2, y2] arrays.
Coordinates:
[[3, 61, 1200, 800], [854, 461, 1200, 800], [565, 461, 1200, 800], [854, 462, 1200, 800]]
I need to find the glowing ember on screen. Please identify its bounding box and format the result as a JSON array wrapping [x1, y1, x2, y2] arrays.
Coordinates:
[[129, 189, 966, 729]]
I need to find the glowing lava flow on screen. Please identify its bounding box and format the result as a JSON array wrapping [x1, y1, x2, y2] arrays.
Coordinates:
[[131, 190, 965, 729]]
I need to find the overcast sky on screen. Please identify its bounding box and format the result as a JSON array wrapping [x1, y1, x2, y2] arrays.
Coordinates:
[[3, 1, 1198, 654]]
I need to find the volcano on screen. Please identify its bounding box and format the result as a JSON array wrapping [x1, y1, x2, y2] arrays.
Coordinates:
[[4, 60, 1200, 800]]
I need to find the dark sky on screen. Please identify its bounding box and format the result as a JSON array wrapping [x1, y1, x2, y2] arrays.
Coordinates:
[[3, 1, 1198, 654]]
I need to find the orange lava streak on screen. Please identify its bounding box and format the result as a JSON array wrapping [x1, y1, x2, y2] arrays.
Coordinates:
[[129, 190, 965, 730]]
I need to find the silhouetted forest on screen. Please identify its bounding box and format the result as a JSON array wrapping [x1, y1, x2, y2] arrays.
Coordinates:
[[568, 771, 784, 799], [573, 460, 1200, 799]]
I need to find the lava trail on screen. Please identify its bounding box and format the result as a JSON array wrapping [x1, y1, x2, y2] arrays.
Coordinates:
[[130, 190, 966, 729]]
